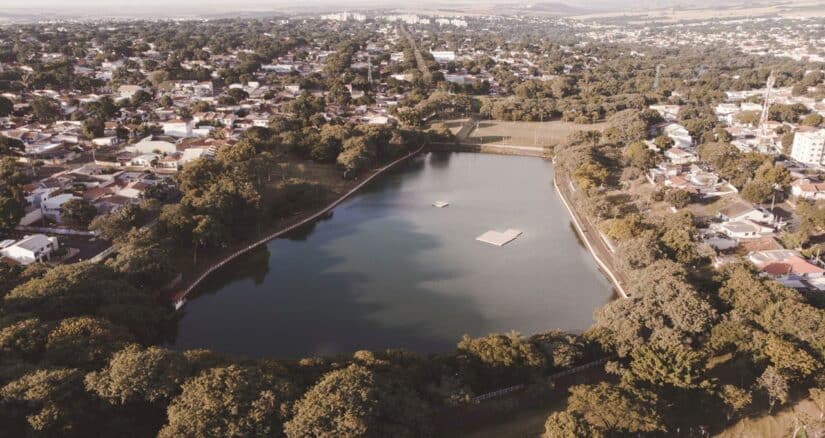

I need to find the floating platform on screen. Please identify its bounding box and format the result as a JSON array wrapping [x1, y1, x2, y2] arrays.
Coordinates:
[[432, 201, 450, 208], [476, 229, 523, 246]]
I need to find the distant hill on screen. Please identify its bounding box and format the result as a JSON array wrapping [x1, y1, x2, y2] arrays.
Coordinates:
[[517, 2, 593, 15]]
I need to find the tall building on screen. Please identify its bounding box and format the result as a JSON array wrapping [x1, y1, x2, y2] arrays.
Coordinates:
[[791, 127, 825, 166]]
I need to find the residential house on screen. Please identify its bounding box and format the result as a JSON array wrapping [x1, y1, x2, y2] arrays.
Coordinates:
[[0, 234, 59, 265], [718, 201, 773, 223], [712, 220, 775, 240], [791, 178, 825, 200], [748, 249, 825, 288], [41, 193, 80, 223], [161, 120, 194, 138], [117, 85, 143, 100], [664, 147, 697, 165]]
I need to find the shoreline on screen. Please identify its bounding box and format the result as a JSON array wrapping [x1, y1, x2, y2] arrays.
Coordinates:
[[552, 171, 629, 299], [172, 145, 426, 308], [172, 145, 627, 311]]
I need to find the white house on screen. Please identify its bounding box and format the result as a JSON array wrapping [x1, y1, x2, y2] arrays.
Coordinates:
[[713, 220, 774, 240], [117, 85, 143, 100], [718, 201, 773, 223], [41, 193, 80, 223], [130, 153, 161, 168], [125, 137, 177, 155], [664, 147, 697, 164], [0, 234, 59, 265], [791, 178, 825, 200], [663, 123, 693, 149], [430, 51, 456, 63], [650, 104, 681, 122], [92, 136, 119, 147], [161, 120, 194, 138]]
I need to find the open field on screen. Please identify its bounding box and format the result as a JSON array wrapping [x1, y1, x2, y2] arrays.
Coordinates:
[[431, 119, 605, 147], [570, 0, 825, 22]]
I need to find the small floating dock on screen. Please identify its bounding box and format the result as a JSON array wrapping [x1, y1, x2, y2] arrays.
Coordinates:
[[432, 201, 450, 208], [476, 229, 523, 246]]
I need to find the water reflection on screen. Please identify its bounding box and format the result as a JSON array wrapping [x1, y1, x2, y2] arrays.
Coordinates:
[[170, 152, 612, 359]]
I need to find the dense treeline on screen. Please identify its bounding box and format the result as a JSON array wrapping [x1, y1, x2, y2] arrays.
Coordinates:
[[547, 124, 825, 436]]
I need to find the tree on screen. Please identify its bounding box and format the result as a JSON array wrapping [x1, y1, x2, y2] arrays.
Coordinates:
[[89, 204, 144, 241], [0, 95, 13, 117], [664, 188, 693, 208], [592, 260, 716, 355], [85, 344, 189, 405], [719, 385, 752, 421], [457, 332, 547, 379], [601, 213, 645, 242], [627, 342, 707, 389], [624, 141, 658, 170], [0, 317, 50, 360], [106, 228, 174, 289], [530, 331, 585, 370], [566, 383, 663, 434], [1, 368, 92, 434], [735, 111, 760, 126], [284, 365, 432, 438], [60, 198, 97, 226], [740, 180, 774, 204], [604, 109, 656, 145], [44, 316, 133, 368], [653, 135, 674, 150], [616, 232, 662, 271], [31, 96, 62, 123], [572, 162, 609, 191], [0, 135, 25, 155], [757, 366, 789, 413], [544, 411, 603, 438], [82, 117, 104, 139], [159, 365, 297, 437], [758, 333, 820, 380], [802, 113, 824, 127], [0, 179, 25, 231]]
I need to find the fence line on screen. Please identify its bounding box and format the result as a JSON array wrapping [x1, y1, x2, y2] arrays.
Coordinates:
[[173, 146, 426, 308], [470, 356, 612, 404], [15, 225, 97, 236]]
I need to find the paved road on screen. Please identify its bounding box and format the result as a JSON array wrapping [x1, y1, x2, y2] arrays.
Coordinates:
[[400, 25, 432, 83]]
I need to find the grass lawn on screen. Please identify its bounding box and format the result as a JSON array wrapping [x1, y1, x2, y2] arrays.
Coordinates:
[[466, 120, 606, 147], [456, 404, 553, 438]]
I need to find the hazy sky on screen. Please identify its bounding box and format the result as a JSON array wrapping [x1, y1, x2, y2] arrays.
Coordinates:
[[2, 0, 631, 10]]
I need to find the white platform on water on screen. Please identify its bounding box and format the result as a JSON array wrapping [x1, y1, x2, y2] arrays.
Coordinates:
[[476, 229, 523, 246], [432, 201, 450, 208]]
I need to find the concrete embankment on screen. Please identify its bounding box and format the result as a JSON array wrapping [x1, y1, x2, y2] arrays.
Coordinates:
[[552, 172, 629, 299], [429, 142, 549, 157]]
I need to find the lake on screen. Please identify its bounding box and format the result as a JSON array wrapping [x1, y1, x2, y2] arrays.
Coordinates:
[[170, 151, 613, 359]]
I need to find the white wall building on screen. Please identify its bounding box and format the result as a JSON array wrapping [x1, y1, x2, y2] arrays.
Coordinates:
[[0, 234, 59, 265], [125, 137, 177, 155], [41, 193, 80, 223], [161, 120, 194, 138], [430, 51, 456, 63], [790, 128, 825, 166]]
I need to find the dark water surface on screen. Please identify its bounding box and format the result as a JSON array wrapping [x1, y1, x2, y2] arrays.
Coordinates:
[[170, 152, 612, 358]]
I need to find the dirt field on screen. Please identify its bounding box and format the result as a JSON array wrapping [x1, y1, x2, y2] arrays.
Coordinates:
[[715, 397, 824, 438], [466, 120, 605, 147]]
